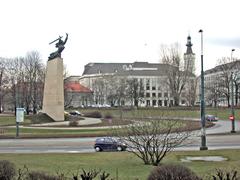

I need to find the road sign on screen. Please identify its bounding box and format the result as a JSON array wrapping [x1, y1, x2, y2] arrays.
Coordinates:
[[229, 115, 234, 121], [16, 108, 24, 122]]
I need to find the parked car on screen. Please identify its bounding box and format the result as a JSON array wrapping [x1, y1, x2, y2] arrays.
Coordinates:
[[205, 115, 218, 122], [94, 137, 127, 152], [64, 111, 70, 115], [69, 110, 82, 116], [102, 104, 111, 108]]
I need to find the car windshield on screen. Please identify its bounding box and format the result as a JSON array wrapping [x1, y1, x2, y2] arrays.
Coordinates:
[[207, 115, 214, 117], [96, 137, 118, 143]]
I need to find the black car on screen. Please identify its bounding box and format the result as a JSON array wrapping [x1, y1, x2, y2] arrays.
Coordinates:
[[205, 115, 218, 122], [94, 137, 127, 152]]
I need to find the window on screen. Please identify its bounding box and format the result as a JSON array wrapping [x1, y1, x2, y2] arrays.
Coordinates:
[[164, 92, 168, 97], [122, 65, 127, 70], [146, 79, 150, 90], [152, 93, 156, 97], [158, 100, 162, 106], [146, 100, 150, 106], [164, 100, 168, 106], [152, 79, 156, 90], [158, 93, 162, 97], [146, 93, 150, 97], [152, 100, 156, 106]]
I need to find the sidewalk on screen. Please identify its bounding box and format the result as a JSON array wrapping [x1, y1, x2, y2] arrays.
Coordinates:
[[29, 117, 102, 128]]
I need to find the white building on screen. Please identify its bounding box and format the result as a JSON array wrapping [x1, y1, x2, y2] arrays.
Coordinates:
[[76, 35, 196, 107], [203, 60, 240, 107], [80, 62, 177, 107]]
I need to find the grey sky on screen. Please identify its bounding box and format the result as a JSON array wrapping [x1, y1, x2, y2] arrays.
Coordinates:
[[0, 0, 240, 75]]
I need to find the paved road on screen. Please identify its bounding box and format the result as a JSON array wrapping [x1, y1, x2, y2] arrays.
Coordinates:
[[206, 120, 240, 134], [0, 134, 239, 153], [0, 119, 239, 153]]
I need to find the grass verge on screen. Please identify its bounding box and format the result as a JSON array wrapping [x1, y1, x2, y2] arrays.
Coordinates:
[[0, 127, 112, 138], [0, 149, 239, 179]]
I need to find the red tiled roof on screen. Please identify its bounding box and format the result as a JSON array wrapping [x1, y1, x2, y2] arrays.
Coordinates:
[[65, 82, 92, 93]]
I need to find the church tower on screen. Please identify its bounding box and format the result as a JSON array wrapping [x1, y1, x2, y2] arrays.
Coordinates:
[[184, 35, 195, 73]]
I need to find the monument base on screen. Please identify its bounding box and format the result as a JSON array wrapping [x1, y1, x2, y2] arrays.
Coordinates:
[[42, 57, 64, 121]]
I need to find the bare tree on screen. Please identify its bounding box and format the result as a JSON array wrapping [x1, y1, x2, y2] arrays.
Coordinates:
[[205, 80, 222, 107], [160, 43, 191, 106], [113, 119, 191, 166], [127, 78, 144, 107], [23, 51, 45, 114], [0, 58, 9, 113], [5, 52, 45, 114], [6, 57, 25, 114], [215, 57, 237, 107], [183, 78, 197, 106], [92, 78, 105, 105], [116, 78, 128, 107], [104, 75, 119, 106]]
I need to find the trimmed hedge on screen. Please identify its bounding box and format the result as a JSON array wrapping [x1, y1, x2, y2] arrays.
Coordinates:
[[148, 164, 201, 180]]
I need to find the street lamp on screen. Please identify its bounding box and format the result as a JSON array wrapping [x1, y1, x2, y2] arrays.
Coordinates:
[[230, 49, 236, 133], [231, 49, 235, 61], [199, 29, 208, 150]]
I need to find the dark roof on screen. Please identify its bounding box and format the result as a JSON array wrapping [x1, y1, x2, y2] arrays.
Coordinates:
[[82, 62, 131, 75], [82, 62, 171, 76], [205, 60, 240, 75], [82, 61, 196, 77]]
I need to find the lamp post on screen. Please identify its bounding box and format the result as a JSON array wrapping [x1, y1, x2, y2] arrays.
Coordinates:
[[230, 49, 236, 133], [199, 29, 208, 150], [16, 79, 20, 137]]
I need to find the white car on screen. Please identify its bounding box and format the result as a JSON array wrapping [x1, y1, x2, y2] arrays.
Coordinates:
[[69, 110, 82, 116]]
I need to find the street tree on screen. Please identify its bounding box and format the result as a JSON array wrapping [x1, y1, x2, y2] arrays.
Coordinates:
[[160, 43, 191, 106], [205, 80, 222, 107], [215, 57, 238, 107], [92, 78, 105, 105], [23, 51, 45, 114], [104, 75, 119, 106], [6, 57, 25, 113], [127, 78, 144, 107], [0, 58, 10, 113], [113, 119, 191, 166], [5, 52, 45, 114]]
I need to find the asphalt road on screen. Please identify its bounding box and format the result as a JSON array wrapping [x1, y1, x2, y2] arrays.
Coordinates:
[[0, 120, 239, 153]]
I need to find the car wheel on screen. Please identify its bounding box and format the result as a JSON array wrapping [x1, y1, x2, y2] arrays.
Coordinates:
[[117, 146, 122, 151], [95, 146, 101, 152]]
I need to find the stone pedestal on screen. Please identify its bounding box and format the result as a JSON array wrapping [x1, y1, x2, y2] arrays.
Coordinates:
[[42, 57, 64, 121]]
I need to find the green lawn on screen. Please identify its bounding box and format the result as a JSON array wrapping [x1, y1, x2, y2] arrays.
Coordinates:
[[0, 107, 238, 138], [0, 115, 31, 126], [78, 107, 240, 120], [0, 107, 238, 127], [0, 150, 239, 179], [1, 127, 112, 138]]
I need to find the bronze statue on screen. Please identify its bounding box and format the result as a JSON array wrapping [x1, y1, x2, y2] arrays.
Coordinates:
[[48, 33, 68, 60]]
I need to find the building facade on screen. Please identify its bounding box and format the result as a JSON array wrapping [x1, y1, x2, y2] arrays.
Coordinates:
[[64, 77, 93, 108], [203, 60, 240, 107], [80, 61, 195, 107], [68, 35, 196, 107]]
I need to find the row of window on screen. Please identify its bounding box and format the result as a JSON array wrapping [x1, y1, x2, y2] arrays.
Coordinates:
[[145, 100, 174, 106], [146, 92, 170, 98]]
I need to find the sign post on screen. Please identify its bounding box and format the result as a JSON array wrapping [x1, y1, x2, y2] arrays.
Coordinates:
[[16, 108, 24, 137]]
